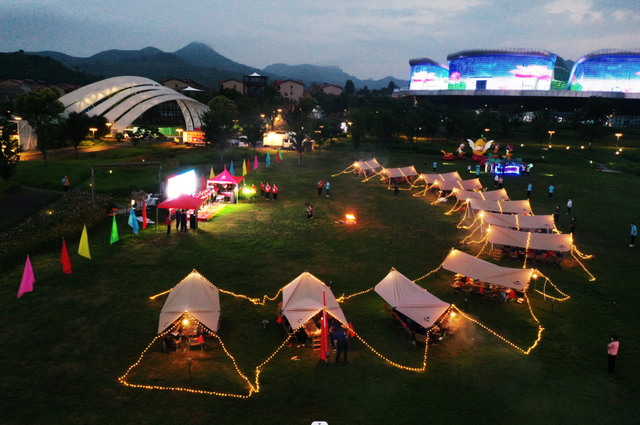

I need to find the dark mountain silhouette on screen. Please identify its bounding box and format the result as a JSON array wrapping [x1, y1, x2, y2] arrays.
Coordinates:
[[173, 42, 259, 75], [0, 51, 99, 85]]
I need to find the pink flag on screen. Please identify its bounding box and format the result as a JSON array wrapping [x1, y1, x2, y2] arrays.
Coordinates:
[[61, 238, 72, 274], [320, 288, 328, 362], [18, 255, 35, 298], [254, 154, 259, 170]]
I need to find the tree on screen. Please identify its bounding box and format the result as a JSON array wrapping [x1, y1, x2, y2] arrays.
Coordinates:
[[345, 80, 355, 94], [0, 120, 20, 191], [402, 109, 420, 150], [64, 111, 91, 158], [575, 96, 615, 149], [313, 119, 329, 158], [131, 126, 162, 146], [239, 114, 265, 153], [531, 110, 552, 146], [15, 89, 65, 165], [201, 95, 238, 161], [285, 108, 310, 166], [297, 96, 318, 116]]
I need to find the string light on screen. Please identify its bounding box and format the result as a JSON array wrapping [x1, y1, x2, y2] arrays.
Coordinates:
[[522, 232, 532, 268], [336, 287, 374, 302], [570, 246, 596, 281]]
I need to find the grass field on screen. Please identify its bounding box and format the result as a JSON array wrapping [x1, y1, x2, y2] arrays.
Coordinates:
[[1, 140, 639, 425]]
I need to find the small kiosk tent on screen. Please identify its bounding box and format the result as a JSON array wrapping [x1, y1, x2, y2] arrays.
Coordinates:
[[468, 199, 533, 215], [281, 272, 348, 329], [382, 166, 419, 180], [433, 178, 483, 192], [374, 269, 450, 329], [420, 171, 462, 185], [458, 178, 484, 191], [487, 226, 572, 252], [206, 168, 244, 203], [482, 212, 555, 232], [456, 189, 509, 202], [158, 270, 221, 334], [442, 249, 534, 291], [332, 158, 382, 177], [157, 193, 208, 210]]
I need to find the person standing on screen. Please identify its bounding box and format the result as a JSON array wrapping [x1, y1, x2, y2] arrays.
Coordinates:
[[553, 206, 560, 224], [265, 183, 271, 200], [62, 175, 70, 193], [333, 326, 349, 364], [175, 209, 181, 232], [166, 215, 172, 234], [498, 176, 503, 189], [475, 164, 481, 177], [272, 183, 278, 201], [631, 222, 637, 247], [570, 217, 576, 235], [317, 179, 323, 196], [494, 174, 499, 188], [607, 335, 619, 373], [260, 181, 265, 198], [394, 179, 399, 196], [567, 198, 573, 214], [527, 183, 532, 199], [432, 161, 437, 173], [180, 210, 188, 233], [467, 165, 471, 175], [548, 184, 554, 199], [526, 164, 531, 176], [325, 180, 330, 197]]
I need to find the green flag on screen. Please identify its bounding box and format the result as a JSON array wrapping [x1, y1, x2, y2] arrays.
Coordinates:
[[278, 147, 283, 161], [110, 214, 119, 244]]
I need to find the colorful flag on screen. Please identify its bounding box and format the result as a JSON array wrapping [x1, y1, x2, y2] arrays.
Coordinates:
[[266, 152, 271, 168], [320, 288, 328, 362], [210, 166, 215, 179], [17, 255, 35, 298], [278, 147, 283, 161], [110, 214, 119, 245], [78, 224, 91, 259], [61, 238, 72, 274], [230, 161, 235, 176], [247, 157, 251, 173], [128, 207, 139, 234], [276, 150, 281, 164], [349, 322, 355, 337], [242, 159, 247, 176], [142, 199, 147, 230], [254, 154, 259, 170]]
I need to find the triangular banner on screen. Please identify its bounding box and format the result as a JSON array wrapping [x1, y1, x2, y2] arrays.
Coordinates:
[[18, 255, 35, 298], [110, 214, 119, 245], [61, 238, 72, 274], [78, 224, 91, 259], [128, 208, 139, 235]]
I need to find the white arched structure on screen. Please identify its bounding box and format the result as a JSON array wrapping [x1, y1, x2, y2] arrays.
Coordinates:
[[59, 76, 208, 132]]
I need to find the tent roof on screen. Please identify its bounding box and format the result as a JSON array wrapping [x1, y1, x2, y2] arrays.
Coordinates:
[[420, 171, 462, 184], [483, 212, 556, 230], [157, 193, 208, 210], [456, 189, 509, 202], [442, 249, 533, 290], [469, 199, 532, 214], [458, 178, 484, 191], [282, 272, 348, 329], [355, 159, 381, 171], [374, 269, 450, 328], [383, 166, 418, 178], [207, 169, 244, 184], [488, 226, 573, 252], [158, 270, 220, 334]]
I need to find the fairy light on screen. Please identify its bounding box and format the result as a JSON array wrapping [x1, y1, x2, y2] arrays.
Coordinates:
[[515, 214, 520, 231], [571, 246, 596, 281], [522, 232, 532, 268], [336, 287, 374, 302]]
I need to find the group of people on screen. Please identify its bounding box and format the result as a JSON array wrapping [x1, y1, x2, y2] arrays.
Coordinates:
[[165, 209, 190, 234], [259, 182, 279, 201], [317, 179, 330, 197]]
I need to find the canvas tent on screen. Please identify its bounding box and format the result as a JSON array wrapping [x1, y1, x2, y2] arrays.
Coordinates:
[[420, 171, 462, 185], [442, 249, 534, 291], [355, 159, 382, 171], [482, 212, 555, 231], [434, 178, 483, 192], [458, 178, 484, 191], [488, 225, 572, 252], [382, 166, 419, 179], [207, 168, 244, 186], [374, 269, 450, 329], [281, 272, 348, 329], [158, 270, 221, 334], [456, 189, 509, 202], [157, 193, 208, 210], [468, 199, 533, 215]]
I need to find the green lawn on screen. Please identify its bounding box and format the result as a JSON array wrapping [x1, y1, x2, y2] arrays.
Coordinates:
[[1, 142, 639, 424]]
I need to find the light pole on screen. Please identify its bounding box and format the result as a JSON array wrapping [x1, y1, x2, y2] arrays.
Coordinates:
[[548, 130, 555, 147], [106, 122, 113, 137], [176, 128, 183, 145], [615, 133, 622, 147], [13, 116, 22, 147], [89, 127, 97, 139]]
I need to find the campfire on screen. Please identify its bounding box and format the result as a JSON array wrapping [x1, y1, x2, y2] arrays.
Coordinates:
[[345, 214, 357, 224]]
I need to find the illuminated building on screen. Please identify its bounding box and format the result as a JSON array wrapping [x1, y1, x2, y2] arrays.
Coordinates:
[[409, 58, 449, 91], [567, 49, 640, 93]]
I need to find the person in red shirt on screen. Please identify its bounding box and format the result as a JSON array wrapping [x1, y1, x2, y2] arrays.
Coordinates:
[[272, 184, 278, 201], [318, 180, 323, 196], [260, 181, 265, 198], [607, 335, 619, 373], [165, 215, 172, 234], [265, 183, 271, 200]]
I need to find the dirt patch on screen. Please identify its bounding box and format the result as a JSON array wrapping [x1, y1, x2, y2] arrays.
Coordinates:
[[0, 191, 61, 233]]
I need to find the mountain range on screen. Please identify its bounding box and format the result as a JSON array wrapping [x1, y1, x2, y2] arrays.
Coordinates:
[[25, 42, 407, 91]]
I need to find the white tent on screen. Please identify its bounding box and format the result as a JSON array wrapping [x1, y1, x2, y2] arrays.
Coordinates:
[[434, 178, 483, 192], [282, 272, 348, 329], [469, 199, 533, 215], [442, 249, 533, 291], [456, 189, 509, 202], [458, 178, 484, 191], [383, 166, 418, 179], [482, 212, 555, 231], [374, 269, 450, 328], [355, 159, 382, 171], [488, 226, 573, 252], [420, 171, 462, 185], [158, 270, 221, 334]]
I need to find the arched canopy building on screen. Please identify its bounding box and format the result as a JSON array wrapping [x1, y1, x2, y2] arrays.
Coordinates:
[[409, 57, 449, 91], [58, 76, 208, 132], [567, 49, 640, 93]]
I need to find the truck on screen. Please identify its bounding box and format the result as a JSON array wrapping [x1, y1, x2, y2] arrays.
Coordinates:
[[263, 131, 296, 149], [182, 130, 206, 146]]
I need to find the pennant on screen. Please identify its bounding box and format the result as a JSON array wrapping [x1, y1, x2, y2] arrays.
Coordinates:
[[278, 147, 283, 161], [17, 255, 35, 298], [254, 154, 259, 170], [276, 151, 281, 164], [277, 315, 283, 324], [142, 199, 148, 230], [349, 322, 355, 338], [242, 159, 247, 176], [201, 174, 206, 192], [197, 334, 204, 343], [78, 224, 91, 259], [320, 288, 328, 362], [210, 166, 215, 179], [128, 207, 139, 234], [266, 152, 271, 168], [110, 214, 119, 245], [230, 161, 235, 176], [247, 157, 251, 173], [61, 238, 72, 274]]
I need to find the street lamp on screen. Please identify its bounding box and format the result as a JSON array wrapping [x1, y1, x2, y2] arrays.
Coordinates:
[[548, 130, 555, 147], [106, 122, 113, 137], [615, 133, 623, 147], [176, 128, 183, 144], [89, 127, 98, 139], [13, 116, 22, 146]]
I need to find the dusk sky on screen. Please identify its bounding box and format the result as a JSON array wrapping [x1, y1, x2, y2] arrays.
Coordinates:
[[2, 0, 639, 80]]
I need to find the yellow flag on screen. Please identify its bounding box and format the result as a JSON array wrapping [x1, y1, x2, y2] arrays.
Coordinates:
[[209, 166, 215, 179], [242, 159, 247, 176], [78, 224, 91, 259]]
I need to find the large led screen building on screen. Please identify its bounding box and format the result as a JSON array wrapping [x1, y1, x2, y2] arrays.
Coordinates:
[[409, 58, 449, 90], [446, 48, 570, 91], [567, 50, 640, 93]]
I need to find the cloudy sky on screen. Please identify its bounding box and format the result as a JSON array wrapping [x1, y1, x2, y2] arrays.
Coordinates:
[[1, 0, 639, 80]]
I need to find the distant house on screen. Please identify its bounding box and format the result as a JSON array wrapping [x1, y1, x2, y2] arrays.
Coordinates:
[[243, 73, 268, 97], [219, 79, 243, 94], [273, 79, 304, 102], [304, 84, 344, 97], [160, 78, 212, 94]]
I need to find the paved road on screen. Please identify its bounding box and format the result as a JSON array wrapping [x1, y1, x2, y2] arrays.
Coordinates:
[[20, 142, 134, 161]]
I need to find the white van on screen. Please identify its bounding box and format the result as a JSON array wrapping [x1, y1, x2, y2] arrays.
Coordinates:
[[263, 131, 296, 149]]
